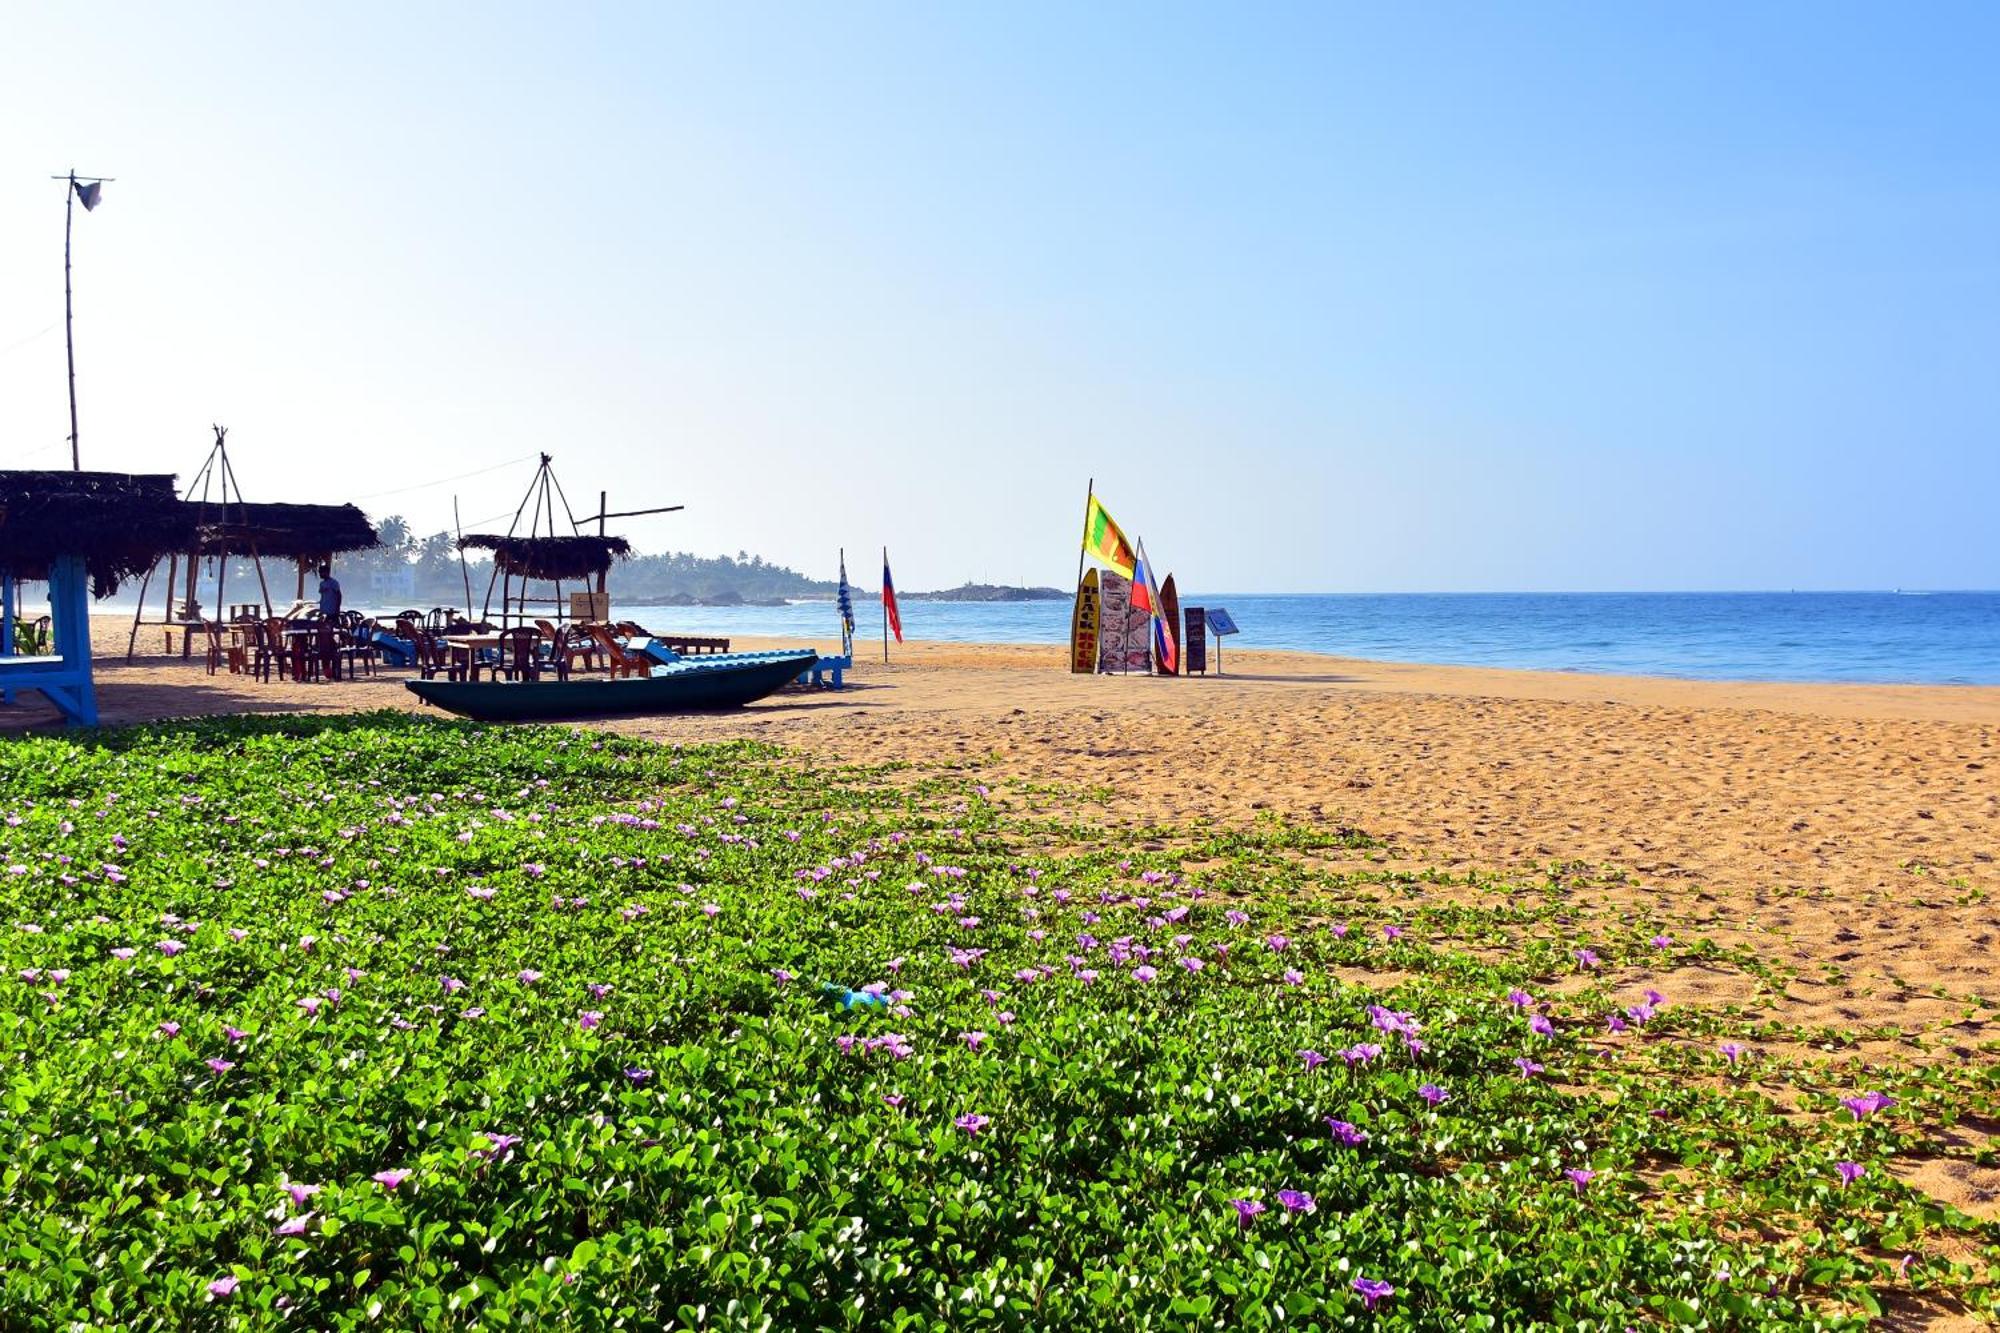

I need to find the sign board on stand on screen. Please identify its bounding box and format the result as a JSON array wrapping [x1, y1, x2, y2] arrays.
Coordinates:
[[1096, 572, 1131, 673], [1204, 606, 1239, 674], [570, 591, 610, 623], [1183, 607, 1207, 675]]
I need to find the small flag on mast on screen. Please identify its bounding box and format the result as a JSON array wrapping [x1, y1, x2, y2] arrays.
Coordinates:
[[882, 551, 903, 644], [73, 179, 102, 211]]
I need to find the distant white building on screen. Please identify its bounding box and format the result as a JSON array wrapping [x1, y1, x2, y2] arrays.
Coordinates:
[[369, 567, 416, 605]]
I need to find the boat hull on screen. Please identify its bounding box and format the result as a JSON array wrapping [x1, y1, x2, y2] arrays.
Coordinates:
[[402, 652, 818, 722]]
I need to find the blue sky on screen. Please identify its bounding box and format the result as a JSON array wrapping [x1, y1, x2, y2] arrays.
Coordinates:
[[1, 4, 1994, 591]]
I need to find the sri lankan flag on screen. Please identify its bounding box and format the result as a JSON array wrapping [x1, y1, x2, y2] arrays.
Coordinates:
[[1082, 495, 1136, 577]]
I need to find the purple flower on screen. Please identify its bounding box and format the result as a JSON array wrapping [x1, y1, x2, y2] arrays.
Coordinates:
[[516, 969, 542, 985], [1564, 1167, 1595, 1193], [954, 1113, 989, 1135], [1605, 1013, 1629, 1033], [578, 1010, 603, 1032], [1299, 1048, 1327, 1071], [1651, 934, 1673, 949], [1841, 1092, 1895, 1120], [441, 976, 464, 994], [156, 939, 187, 956], [1512, 1057, 1544, 1076], [475, 1132, 523, 1161], [1324, 1117, 1369, 1146], [1281, 968, 1305, 986], [205, 1057, 235, 1073], [1382, 925, 1403, 941], [1352, 1276, 1394, 1310], [157, 1021, 181, 1037], [275, 1212, 313, 1236], [1275, 1188, 1315, 1213], [1574, 948, 1600, 969], [522, 862, 546, 878], [224, 1025, 249, 1042], [282, 1182, 320, 1206], [207, 1276, 239, 1298], [1230, 1197, 1266, 1226], [109, 947, 135, 960], [1132, 966, 1159, 983], [1836, 1161, 1866, 1187], [1418, 1083, 1448, 1106], [623, 1066, 652, 1084], [882, 1093, 906, 1109], [1719, 1042, 1743, 1064], [1528, 1015, 1555, 1037], [371, 1169, 411, 1190], [1506, 989, 1534, 1009], [960, 1030, 988, 1051]]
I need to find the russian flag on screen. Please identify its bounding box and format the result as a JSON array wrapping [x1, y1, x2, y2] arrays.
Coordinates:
[[882, 551, 903, 643]]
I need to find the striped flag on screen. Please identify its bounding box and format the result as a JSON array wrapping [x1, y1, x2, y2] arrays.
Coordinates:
[[1082, 495, 1136, 577], [882, 551, 903, 643], [1137, 539, 1177, 674], [836, 553, 855, 638]]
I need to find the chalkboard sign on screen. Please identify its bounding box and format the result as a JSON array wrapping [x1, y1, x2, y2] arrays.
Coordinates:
[[1183, 607, 1208, 675], [1206, 606, 1240, 636]]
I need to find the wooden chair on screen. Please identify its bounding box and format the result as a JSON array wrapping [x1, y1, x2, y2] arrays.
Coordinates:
[[544, 626, 576, 682], [200, 621, 227, 675], [248, 619, 287, 682], [414, 628, 461, 681], [338, 619, 381, 678], [494, 627, 542, 682], [587, 624, 651, 679]]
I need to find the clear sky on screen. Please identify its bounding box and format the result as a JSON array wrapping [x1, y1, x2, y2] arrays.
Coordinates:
[[1, 4, 1994, 592]]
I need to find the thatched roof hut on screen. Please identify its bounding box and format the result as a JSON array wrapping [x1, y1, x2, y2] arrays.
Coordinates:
[[196, 502, 378, 563], [0, 470, 200, 596], [459, 533, 632, 582]]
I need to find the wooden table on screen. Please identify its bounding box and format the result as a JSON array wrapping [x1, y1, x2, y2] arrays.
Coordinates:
[[442, 634, 503, 682]]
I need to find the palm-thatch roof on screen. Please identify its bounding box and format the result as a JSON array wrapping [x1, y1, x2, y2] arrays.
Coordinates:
[[458, 533, 632, 582], [195, 501, 379, 562], [0, 470, 200, 597]]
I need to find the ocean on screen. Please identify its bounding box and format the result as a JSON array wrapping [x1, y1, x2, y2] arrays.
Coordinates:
[[603, 591, 2000, 686]]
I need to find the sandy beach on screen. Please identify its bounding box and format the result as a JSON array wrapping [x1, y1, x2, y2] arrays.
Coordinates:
[[13, 617, 1996, 1043]]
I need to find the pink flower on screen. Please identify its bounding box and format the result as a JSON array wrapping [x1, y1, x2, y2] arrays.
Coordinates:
[[579, 1010, 603, 1031], [960, 1031, 988, 1051], [282, 1182, 320, 1206], [371, 1169, 411, 1190], [205, 1057, 234, 1073], [954, 1113, 990, 1135], [275, 1212, 314, 1236], [206, 1276, 238, 1297], [156, 939, 186, 956]]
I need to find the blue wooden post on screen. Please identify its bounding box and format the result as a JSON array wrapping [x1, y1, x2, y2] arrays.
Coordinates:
[[1, 570, 14, 705], [0, 555, 98, 725]]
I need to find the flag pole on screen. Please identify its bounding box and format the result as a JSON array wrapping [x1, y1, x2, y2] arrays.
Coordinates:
[[1073, 477, 1093, 672], [63, 172, 78, 470], [1074, 477, 1093, 592], [882, 546, 889, 664], [52, 170, 112, 471]]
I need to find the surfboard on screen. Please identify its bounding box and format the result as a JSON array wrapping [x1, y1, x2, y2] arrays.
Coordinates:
[[1069, 568, 1101, 673], [1156, 574, 1180, 675]]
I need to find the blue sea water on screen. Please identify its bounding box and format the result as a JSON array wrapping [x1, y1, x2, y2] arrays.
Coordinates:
[[610, 592, 2000, 686]]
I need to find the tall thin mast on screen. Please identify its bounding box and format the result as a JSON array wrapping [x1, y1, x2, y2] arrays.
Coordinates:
[[63, 173, 77, 469]]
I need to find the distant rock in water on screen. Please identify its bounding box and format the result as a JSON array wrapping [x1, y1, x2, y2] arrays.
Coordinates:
[[906, 583, 1069, 603]]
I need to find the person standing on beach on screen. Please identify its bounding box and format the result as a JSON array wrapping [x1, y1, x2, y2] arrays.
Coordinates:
[[316, 562, 343, 680]]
